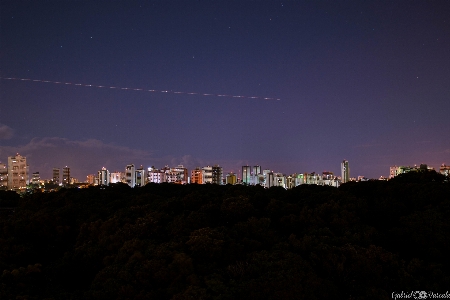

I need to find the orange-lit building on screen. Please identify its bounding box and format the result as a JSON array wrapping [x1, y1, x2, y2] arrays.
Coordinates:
[[191, 167, 203, 184]]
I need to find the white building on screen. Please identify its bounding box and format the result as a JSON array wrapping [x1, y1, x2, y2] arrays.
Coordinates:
[[273, 173, 286, 188], [126, 164, 136, 187], [171, 165, 188, 184], [98, 167, 110, 186], [110, 172, 125, 184], [341, 160, 350, 183], [135, 167, 146, 187], [147, 167, 166, 183], [202, 166, 213, 184]]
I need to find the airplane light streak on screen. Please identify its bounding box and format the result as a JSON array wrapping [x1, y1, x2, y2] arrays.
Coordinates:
[[0, 77, 281, 101]]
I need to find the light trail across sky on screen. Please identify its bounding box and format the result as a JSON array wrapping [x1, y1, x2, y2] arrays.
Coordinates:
[[0, 77, 281, 101]]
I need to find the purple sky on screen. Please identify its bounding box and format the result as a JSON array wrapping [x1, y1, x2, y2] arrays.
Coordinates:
[[1, 1, 449, 181]]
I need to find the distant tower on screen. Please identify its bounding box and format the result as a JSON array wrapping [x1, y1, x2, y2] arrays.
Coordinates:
[[32, 172, 41, 185], [226, 172, 237, 185], [53, 168, 60, 185], [126, 164, 136, 187], [7, 154, 28, 191], [62, 166, 70, 185], [202, 166, 213, 184], [253, 165, 261, 175], [86, 174, 96, 185], [135, 166, 146, 187], [211, 165, 223, 185], [341, 160, 350, 183], [191, 167, 203, 184], [242, 165, 251, 185], [0, 163, 7, 189], [253, 165, 261, 185], [98, 167, 110, 186]]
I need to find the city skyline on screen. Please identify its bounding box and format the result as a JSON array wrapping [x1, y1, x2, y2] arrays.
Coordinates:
[[2, 151, 447, 188], [1, 1, 449, 180]]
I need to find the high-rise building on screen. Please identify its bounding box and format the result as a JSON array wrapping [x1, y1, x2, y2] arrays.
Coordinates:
[[226, 172, 237, 185], [264, 171, 274, 188], [253, 165, 261, 176], [286, 175, 296, 189], [110, 172, 125, 184], [53, 168, 60, 185], [124, 164, 148, 187], [31, 172, 40, 185], [98, 167, 110, 186], [0, 163, 7, 190], [86, 174, 96, 185], [171, 165, 188, 184], [62, 166, 70, 185], [274, 173, 286, 188], [202, 166, 213, 184], [135, 166, 146, 187], [242, 165, 251, 185], [341, 160, 349, 183], [191, 167, 203, 184], [251, 165, 262, 185], [147, 167, 166, 183], [211, 165, 223, 185], [389, 166, 402, 179], [8, 154, 28, 191], [126, 164, 136, 187]]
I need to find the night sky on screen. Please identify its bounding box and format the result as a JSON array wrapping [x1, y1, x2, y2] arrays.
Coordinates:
[[1, 1, 449, 181]]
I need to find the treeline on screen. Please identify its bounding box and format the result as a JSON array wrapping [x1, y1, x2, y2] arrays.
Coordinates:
[[0, 172, 449, 299]]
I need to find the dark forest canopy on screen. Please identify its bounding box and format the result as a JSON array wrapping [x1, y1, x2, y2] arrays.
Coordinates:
[[1, 172, 449, 299]]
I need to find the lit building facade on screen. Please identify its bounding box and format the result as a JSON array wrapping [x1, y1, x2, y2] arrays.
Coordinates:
[[191, 167, 203, 184], [170, 165, 188, 184], [253, 165, 261, 177], [53, 168, 60, 185], [147, 167, 166, 183], [8, 154, 28, 191], [390, 164, 435, 179], [211, 165, 223, 185], [242, 165, 251, 185], [273, 173, 286, 188], [110, 172, 125, 184], [86, 174, 96, 185], [135, 166, 146, 187], [126, 164, 136, 187], [0, 163, 7, 190], [62, 166, 70, 185], [341, 160, 350, 183], [262, 169, 272, 188], [31, 172, 40, 185], [202, 166, 213, 184], [440, 164, 449, 177], [226, 172, 237, 185], [98, 167, 110, 186]]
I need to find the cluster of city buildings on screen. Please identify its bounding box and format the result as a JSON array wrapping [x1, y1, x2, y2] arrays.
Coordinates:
[[1, 153, 449, 193], [89, 161, 347, 189], [389, 164, 448, 178]]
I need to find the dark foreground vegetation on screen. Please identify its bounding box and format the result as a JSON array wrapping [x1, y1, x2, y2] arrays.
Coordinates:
[[1, 172, 449, 299]]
